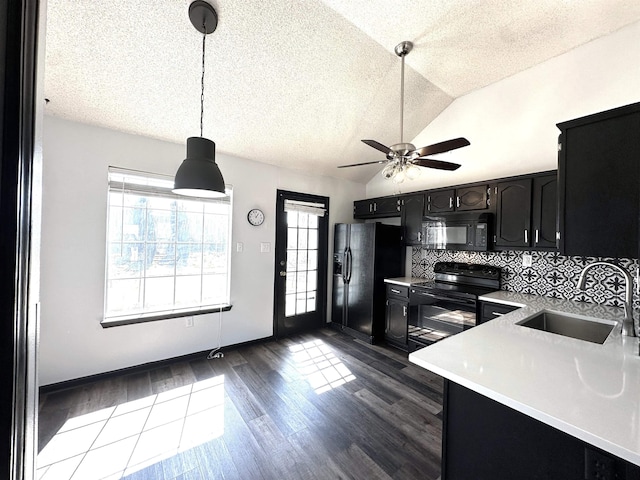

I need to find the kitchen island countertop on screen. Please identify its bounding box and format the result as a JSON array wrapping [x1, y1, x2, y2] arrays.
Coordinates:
[[409, 290, 640, 465]]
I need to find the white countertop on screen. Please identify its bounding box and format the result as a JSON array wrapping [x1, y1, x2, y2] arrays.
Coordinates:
[[409, 290, 640, 466], [384, 276, 425, 286]]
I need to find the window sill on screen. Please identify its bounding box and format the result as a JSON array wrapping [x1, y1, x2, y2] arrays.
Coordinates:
[[101, 305, 232, 328]]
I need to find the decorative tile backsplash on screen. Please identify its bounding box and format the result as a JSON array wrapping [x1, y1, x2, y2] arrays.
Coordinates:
[[411, 248, 639, 311]]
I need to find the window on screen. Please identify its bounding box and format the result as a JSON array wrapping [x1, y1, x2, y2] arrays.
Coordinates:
[[104, 168, 232, 324]]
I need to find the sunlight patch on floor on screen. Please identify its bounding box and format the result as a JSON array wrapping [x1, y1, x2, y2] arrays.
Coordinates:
[[289, 339, 356, 394], [37, 375, 225, 480]]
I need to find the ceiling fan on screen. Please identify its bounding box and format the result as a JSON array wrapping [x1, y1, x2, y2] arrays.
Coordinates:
[[338, 41, 470, 183]]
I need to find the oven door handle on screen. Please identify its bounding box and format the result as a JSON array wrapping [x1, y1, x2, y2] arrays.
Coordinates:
[[411, 290, 476, 307]]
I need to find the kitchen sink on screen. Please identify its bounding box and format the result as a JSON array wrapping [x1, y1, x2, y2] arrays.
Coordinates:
[[516, 311, 616, 344]]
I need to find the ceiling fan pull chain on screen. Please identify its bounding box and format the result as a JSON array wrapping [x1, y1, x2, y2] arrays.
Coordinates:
[[200, 22, 206, 138]]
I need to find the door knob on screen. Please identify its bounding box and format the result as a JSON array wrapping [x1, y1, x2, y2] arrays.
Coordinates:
[[280, 260, 286, 266], [279, 271, 286, 277]]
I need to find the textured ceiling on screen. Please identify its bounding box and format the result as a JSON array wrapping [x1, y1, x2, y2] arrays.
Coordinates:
[[44, 0, 640, 183]]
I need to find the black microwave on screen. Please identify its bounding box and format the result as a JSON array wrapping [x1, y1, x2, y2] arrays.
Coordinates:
[[422, 212, 491, 251]]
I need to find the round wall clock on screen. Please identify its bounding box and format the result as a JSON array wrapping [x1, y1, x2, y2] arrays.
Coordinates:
[[247, 208, 265, 226]]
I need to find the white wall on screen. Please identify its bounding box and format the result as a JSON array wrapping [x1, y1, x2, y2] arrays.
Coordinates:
[[39, 116, 364, 386], [367, 21, 640, 197]]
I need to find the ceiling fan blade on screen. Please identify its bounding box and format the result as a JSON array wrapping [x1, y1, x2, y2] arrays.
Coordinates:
[[414, 158, 461, 171], [414, 137, 470, 158], [361, 139, 392, 155], [337, 159, 392, 168]]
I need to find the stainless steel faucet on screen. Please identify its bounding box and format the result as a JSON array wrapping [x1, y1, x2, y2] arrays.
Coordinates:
[[577, 261, 637, 337]]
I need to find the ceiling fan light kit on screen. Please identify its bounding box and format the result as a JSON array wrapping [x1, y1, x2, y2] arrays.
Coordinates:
[[173, 1, 226, 198], [338, 40, 470, 183]]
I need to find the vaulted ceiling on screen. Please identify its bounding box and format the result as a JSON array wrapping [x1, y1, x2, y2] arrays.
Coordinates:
[[44, 0, 640, 183]]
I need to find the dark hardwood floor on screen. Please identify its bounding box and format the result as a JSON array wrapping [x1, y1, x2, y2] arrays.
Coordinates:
[[37, 329, 443, 480]]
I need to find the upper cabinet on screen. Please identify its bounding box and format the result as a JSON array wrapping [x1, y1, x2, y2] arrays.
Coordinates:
[[532, 174, 558, 249], [353, 196, 400, 219], [557, 102, 640, 259], [400, 193, 425, 245], [494, 172, 557, 250], [426, 185, 488, 214], [495, 179, 532, 248]]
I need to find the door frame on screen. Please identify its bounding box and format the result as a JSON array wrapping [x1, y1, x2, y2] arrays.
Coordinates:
[[2, 0, 43, 478], [273, 190, 329, 338]]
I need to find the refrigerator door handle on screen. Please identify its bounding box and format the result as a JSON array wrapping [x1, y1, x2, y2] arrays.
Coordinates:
[[345, 247, 352, 283], [342, 249, 348, 283]]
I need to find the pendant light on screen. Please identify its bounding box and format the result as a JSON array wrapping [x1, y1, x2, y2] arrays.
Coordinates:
[[173, 1, 226, 198]]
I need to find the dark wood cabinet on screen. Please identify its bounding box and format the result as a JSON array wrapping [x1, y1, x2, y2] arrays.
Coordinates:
[[456, 185, 488, 211], [353, 196, 400, 219], [385, 284, 409, 350], [478, 301, 519, 324], [426, 185, 488, 214], [558, 102, 640, 259], [400, 193, 425, 245], [443, 380, 640, 480], [532, 174, 557, 249], [426, 189, 455, 213], [493, 172, 557, 250], [495, 179, 532, 248]]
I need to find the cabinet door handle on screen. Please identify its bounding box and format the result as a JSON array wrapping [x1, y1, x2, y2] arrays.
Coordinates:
[[369, 203, 373, 213], [403, 306, 407, 317], [456, 196, 460, 208], [373, 202, 377, 212], [391, 288, 401, 294], [492, 312, 504, 317], [449, 197, 453, 209], [524, 229, 528, 243], [417, 231, 422, 242], [535, 229, 539, 244]]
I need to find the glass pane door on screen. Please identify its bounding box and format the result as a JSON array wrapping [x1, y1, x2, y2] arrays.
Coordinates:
[[285, 211, 318, 317]]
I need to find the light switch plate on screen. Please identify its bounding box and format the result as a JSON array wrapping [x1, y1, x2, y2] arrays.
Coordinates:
[[260, 242, 271, 253], [522, 254, 532, 267], [236, 242, 243, 252]]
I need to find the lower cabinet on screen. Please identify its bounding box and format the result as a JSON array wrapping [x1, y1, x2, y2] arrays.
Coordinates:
[[385, 284, 409, 350], [478, 301, 519, 324], [443, 380, 640, 480]]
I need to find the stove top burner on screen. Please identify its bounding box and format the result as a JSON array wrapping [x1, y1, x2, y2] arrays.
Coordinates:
[[412, 262, 501, 297]]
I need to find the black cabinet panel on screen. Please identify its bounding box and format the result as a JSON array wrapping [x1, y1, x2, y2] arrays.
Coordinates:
[[427, 186, 488, 213], [426, 189, 455, 213], [443, 381, 640, 480], [456, 185, 488, 211], [353, 197, 400, 219], [400, 193, 425, 245], [558, 102, 640, 258], [353, 199, 373, 218], [532, 174, 557, 248], [478, 301, 519, 324], [385, 298, 408, 348], [385, 284, 409, 350], [495, 179, 532, 248]]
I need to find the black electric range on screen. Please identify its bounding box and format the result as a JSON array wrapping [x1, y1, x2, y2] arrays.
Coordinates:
[[408, 262, 501, 350]]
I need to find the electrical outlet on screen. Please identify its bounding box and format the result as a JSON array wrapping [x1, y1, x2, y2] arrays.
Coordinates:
[[522, 254, 532, 267], [185, 316, 194, 328], [236, 242, 243, 252], [585, 448, 615, 480]]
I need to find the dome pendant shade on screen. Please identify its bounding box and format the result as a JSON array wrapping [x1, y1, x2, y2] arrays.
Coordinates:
[[173, 137, 226, 198]]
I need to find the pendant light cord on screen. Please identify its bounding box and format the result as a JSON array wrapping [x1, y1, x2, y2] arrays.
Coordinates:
[[200, 22, 206, 138]]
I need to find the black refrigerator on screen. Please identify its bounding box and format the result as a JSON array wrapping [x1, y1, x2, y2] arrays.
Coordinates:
[[332, 223, 405, 343]]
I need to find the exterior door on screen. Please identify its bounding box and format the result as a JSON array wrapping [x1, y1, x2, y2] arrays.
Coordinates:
[[274, 190, 329, 337]]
